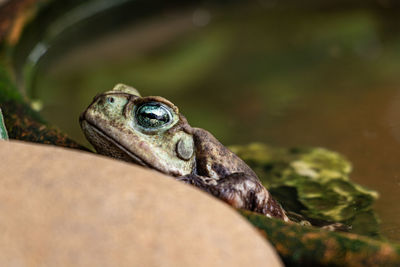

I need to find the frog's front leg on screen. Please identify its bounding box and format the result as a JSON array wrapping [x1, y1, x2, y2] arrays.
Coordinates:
[[178, 173, 290, 222]]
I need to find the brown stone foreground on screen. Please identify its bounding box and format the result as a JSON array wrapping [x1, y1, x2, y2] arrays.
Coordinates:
[[0, 140, 282, 267]]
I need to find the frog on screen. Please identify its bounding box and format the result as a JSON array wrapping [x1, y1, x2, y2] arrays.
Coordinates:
[[80, 83, 290, 222]]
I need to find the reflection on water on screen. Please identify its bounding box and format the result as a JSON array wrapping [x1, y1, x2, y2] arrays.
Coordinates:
[[32, 2, 400, 240]]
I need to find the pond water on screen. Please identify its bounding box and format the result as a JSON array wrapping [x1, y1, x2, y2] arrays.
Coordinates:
[[30, 1, 400, 241]]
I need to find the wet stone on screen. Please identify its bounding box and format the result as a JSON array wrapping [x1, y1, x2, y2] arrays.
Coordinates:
[[0, 140, 282, 267]]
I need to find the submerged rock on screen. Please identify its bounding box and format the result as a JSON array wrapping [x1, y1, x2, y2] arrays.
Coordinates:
[[230, 143, 380, 237]]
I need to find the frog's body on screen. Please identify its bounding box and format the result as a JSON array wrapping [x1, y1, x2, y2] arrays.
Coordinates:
[[80, 84, 289, 222]]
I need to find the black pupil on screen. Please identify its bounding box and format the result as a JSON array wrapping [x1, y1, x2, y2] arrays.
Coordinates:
[[136, 103, 171, 129]]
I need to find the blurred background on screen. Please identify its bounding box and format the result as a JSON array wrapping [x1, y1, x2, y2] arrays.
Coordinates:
[[15, 0, 400, 240]]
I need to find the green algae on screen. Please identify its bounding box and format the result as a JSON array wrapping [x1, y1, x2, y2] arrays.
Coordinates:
[[230, 143, 380, 238]]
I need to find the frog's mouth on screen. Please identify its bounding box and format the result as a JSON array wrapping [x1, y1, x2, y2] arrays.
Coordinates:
[[80, 119, 153, 169]]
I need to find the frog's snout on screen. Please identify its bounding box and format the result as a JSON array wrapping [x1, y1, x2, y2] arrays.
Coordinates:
[[92, 93, 103, 102]]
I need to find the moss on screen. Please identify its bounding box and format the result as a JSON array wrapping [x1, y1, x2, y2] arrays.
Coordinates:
[[230, 143, 380, 237], [0, 65, 23, 102], [0, 46, 87, 149], [241, 210, 400, 266]]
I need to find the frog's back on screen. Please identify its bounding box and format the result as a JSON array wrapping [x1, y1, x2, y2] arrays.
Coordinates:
[[191, 128, 258, 180]]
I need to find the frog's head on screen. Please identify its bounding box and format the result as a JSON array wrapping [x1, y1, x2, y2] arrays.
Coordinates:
[[80, 84, 195, 176]]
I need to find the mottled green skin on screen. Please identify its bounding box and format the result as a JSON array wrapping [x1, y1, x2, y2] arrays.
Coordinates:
[[241, 210, 400, 267], [231, 143, 380, 237]]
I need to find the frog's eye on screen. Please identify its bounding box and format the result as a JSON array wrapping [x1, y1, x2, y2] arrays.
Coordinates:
[[135, 102, 173, 130], [106, 96, 115, 104]]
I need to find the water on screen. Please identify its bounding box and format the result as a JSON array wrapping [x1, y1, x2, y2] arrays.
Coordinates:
[[31, 1, 400, 240]]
